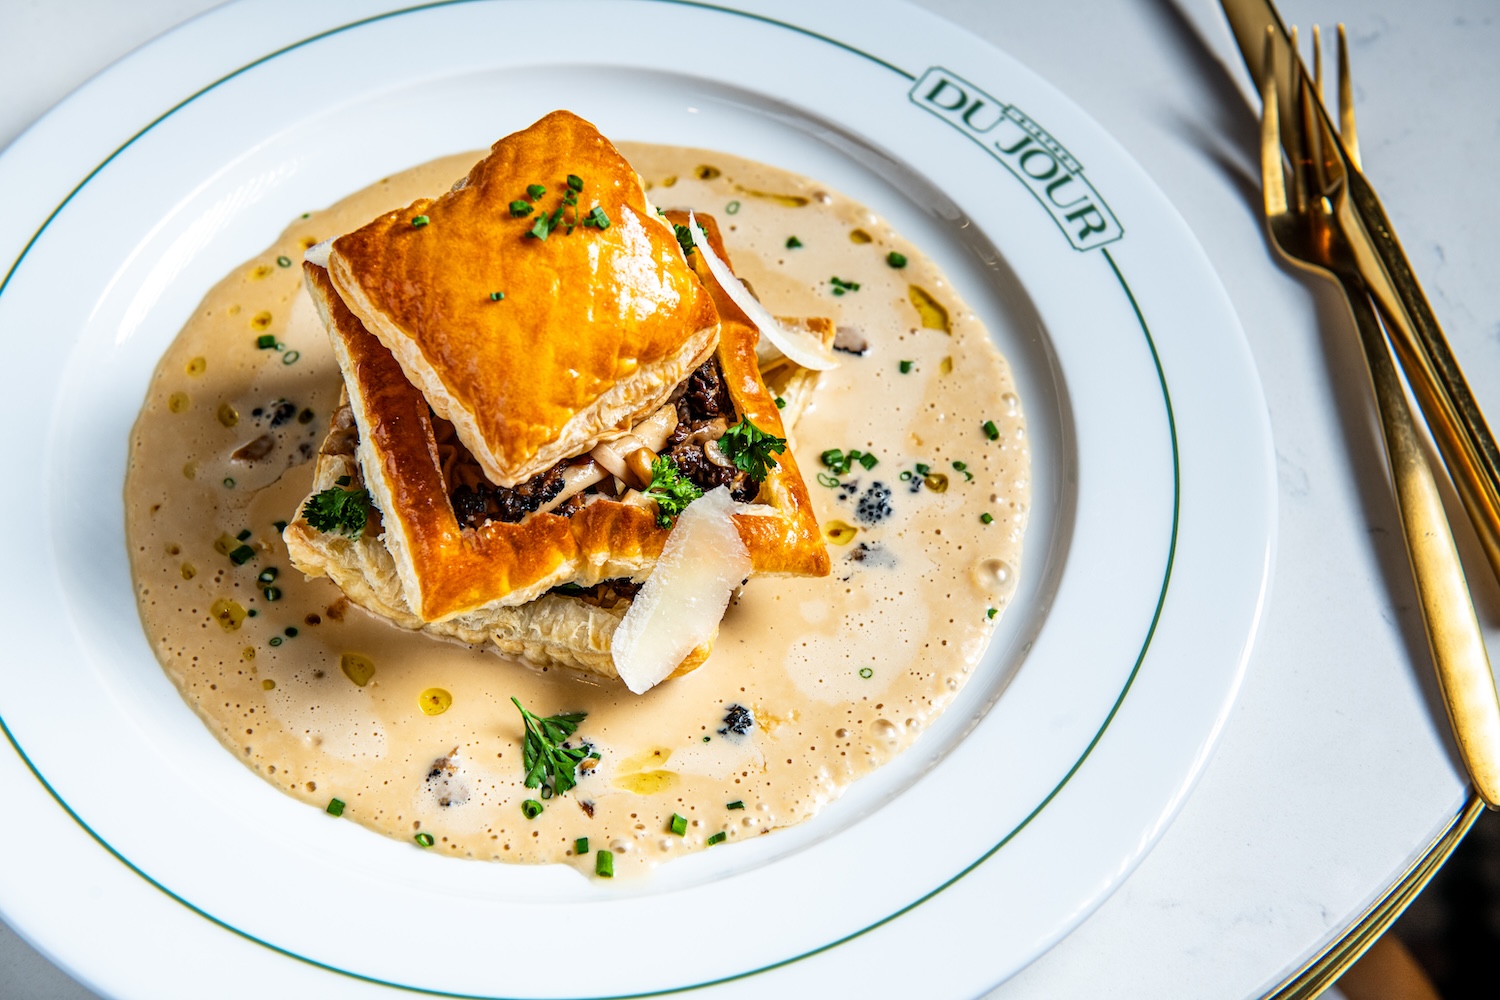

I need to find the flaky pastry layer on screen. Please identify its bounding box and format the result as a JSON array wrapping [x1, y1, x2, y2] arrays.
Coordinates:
[[327, 110, 719, 488], [283, 411, 712, 679]]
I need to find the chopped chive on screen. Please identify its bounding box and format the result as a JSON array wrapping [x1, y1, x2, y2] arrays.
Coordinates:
[[899, 470, 912, 481], [509, 200, 533, 217], [857, 452, 878, 471], [284, 627, 298, 638], [953, 460, 973, 481], [727, 801, 745, 810], [247, 609, 258, 618], [987, 608, 998, 620], [490, 291, 505, 301], [414, 832, 435, 847], [859, 667, 873, 679], [411, 215, 429, 228], [914, 463, 931, 476], [785, 235, 802, 249], [832, 286, 845, 296], [567, 174, 583, 192], [582, 206, 611, 229], [335, 475, 351, 486], [899, 360, 914, 373], [725, 200, 740, 214], [595, 849, 614, 877], [228, 544, 256, 565], [273, 520, 288, 533], [540, 784, 553, 800], [980, 512, 994, 524], [326, 798, 345, 817], [256, 334, 277, 349], [527, 183, 547, 200], [528, 214, 552, 240], [276, 255, 292, 268], [821, 448, 844, 469], [702, 736, 710, 742], [521, 799, 544, 819], [774, 396, 786, 409], [706, 831, 726, 847], [983, 420, 1000, 440], [670, 814, 687, 836], [236, 529, 252, 541], [574, 837, 589, 855], [268, 637, 283, 647], [886, 251, 908, 268], [816, 473, 840, 488], [262, 586, 282, 601], [282, 350, 300, 366]]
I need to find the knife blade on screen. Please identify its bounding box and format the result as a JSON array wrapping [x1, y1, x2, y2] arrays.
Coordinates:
[[1220, 0, 1500, 589]]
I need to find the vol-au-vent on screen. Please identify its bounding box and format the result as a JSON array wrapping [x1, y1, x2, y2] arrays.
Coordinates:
[[124, 116, 1030, 874]]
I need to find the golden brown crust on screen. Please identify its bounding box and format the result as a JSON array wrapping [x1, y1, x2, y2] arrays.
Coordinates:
[[282, 400, 713, 679], [669, 211, 830, 579], [327, 110, 719, 488], [296, 213, 827, 625]]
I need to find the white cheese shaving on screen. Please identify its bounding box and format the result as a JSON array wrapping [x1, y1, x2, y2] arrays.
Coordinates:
[[610, 486, 751, 694], [687, 213, 837, 371], [304, 238, 333, 268]]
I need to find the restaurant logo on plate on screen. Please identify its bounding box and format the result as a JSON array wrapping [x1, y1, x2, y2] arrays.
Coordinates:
[[910, 67, 1124, 251]]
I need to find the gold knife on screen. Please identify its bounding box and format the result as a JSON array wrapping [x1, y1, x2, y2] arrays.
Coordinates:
[[1221, 0, 1500, 588]]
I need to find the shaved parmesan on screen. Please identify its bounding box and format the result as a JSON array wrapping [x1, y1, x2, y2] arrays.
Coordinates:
[[304, 238, 333, 268], [611, 487, 751, 694], [688, 213, 837, 371]]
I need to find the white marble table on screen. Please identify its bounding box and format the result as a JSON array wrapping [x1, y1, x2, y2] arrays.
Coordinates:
[[2, 1, 1496, 997]]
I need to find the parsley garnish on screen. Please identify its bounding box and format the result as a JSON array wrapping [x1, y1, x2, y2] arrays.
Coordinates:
[[673, 222, 696, 257], [719, 418, 787, 482], [644, 455, 704, 528], [511, 697, 593, 796], [302, 486, 371, 536]]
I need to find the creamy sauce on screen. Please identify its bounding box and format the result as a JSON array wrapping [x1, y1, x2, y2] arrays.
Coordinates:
[[124, 145, 1030, 875]]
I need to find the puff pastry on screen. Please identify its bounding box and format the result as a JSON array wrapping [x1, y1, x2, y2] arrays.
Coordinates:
[[287, 115, 832, 679], [284, 399, 713, 679], [326, 110, 719, 488]]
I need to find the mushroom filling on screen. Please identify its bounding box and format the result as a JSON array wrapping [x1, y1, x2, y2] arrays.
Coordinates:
[[438, 355, 753, 530]]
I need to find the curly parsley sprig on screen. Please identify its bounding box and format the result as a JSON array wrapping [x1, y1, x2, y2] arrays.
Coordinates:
[[302, 486, 371, 536], [719, 418, 787, 483], [644, 455, 704, 528], [511, 698, 594, 796]]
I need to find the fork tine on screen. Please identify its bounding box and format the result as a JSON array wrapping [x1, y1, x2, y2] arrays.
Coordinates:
[[1261, 28, 1288, 219], [1312, 24, 1324, 97], [1284, 26, 1314, 214], [1337, 24, 1363, 170]]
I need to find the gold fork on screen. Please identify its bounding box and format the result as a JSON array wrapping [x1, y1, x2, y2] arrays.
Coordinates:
[[1259, 28, 1500, 807]]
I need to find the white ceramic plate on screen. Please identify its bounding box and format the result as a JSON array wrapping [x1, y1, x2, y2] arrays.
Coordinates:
[[0, 1, 1274, 997]]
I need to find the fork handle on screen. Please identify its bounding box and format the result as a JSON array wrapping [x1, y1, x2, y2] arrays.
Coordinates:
[[1337, 183, 1500, 590], [1341, 273, 1500, 807]]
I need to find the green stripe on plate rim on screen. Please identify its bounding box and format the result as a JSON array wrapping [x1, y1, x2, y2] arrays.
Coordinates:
[[0, 2, 1180, 996]]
